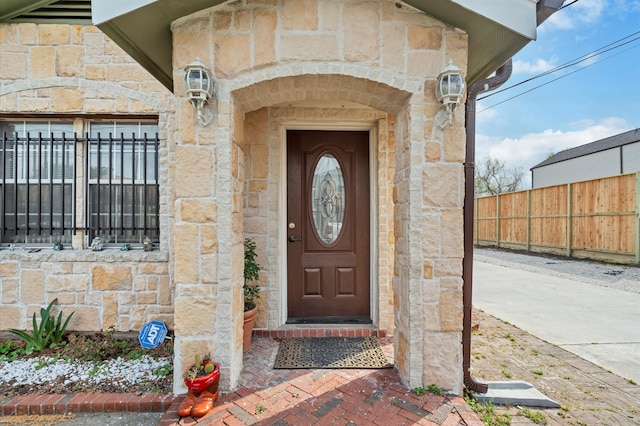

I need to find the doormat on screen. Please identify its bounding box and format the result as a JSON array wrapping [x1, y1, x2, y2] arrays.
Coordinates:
[[273, 336, 393, 369]]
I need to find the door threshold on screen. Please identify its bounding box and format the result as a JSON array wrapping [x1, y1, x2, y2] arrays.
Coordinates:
[[286, 317, 372, 325]]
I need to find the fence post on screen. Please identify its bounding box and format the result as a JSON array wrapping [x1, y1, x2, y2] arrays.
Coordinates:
[[567, 183, 572, 258], [496, 194, 500, 247], [526, 189, 531, 252], [475, 197, 479, 245], [636, 172, 640, 264]]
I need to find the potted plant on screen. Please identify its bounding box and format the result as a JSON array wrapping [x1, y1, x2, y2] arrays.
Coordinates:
[[243, 237, 261, 352], [179, 353, 220, 418]]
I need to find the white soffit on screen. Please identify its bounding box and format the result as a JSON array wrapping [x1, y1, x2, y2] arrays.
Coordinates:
[[453, 0, 538, 39], [92, 0, 155, 25]]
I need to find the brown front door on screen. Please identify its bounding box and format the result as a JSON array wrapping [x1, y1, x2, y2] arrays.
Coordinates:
[[287, 130, 370, 322]]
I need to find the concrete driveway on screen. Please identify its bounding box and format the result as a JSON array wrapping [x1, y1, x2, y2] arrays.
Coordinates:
[[472, 250, 640, 385]]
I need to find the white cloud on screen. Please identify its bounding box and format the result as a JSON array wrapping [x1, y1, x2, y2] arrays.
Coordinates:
[[476, 117, 630, 174], [513, 58, 558, 74], [544, 0, 605, 30], [476, 108, 498, 124]]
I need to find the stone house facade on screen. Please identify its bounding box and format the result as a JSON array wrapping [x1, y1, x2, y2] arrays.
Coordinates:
[[1, 0, 553, 395], [0, 24, 174, 332]]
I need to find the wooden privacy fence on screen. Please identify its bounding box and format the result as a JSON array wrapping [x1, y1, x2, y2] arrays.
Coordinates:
[[475, 173, 640, 264]]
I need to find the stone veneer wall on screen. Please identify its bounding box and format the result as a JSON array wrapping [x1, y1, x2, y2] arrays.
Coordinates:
[[170, 0, 469, 393], [0, 24, 172, 114], [0, 23, 174, 332], [0, 253, 171, 331]]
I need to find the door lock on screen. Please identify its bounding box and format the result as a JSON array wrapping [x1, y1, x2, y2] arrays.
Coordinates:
[[288, 235, 302, 242]]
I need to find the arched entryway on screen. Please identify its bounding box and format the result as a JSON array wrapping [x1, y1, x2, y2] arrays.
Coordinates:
[[170, 0, 468, 395], [232, 75, 416, 340]]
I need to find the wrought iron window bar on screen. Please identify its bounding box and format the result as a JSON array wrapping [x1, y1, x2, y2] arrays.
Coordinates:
[[1, 131, 160, 245]]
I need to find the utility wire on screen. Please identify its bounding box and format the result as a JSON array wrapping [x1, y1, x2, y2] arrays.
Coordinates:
[[478, 30, 640, 100], [477, 42, 640, 113], [559, 0, 580, 10]]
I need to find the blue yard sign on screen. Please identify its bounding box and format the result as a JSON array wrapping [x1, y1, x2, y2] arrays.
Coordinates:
[[138, 320, 168, 349]]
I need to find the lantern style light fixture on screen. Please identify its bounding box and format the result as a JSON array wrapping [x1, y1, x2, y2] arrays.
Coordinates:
[[183, 58, 214, 126], [434, 60, 465, 128]]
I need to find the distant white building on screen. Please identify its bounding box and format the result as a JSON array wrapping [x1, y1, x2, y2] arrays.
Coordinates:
[[531, 129, 640, 188]]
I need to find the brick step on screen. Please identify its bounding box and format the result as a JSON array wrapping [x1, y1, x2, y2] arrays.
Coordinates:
[[0, 393, 179, 416], [253, 327, 386, 338]]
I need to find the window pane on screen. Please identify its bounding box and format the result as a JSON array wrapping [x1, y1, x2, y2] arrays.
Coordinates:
[[0, 121, 73, 137], [90, 122, 116, 137], [311, 154, 345, 245], [90, 121, 158, 138], [86, 120, 159, 245], [1, 120, 75, 244], [0, 121, 20, 136], [139, 123, 158, 137], [88, 183, 159, 244], [48, 122, 74, 137]]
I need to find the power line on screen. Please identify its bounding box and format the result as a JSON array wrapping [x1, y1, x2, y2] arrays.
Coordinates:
[[478, 30, 640, 101], [559, 0, 580, 10], [477, 42, 640, 113]]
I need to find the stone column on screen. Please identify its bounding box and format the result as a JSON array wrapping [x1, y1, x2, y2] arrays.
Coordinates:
[[393, 95, 429, 389]]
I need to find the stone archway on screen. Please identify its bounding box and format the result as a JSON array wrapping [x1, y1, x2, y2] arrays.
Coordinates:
[[226, 69, 424, 385], [170, 0, 468, 394], [229, 71, 415, 116]]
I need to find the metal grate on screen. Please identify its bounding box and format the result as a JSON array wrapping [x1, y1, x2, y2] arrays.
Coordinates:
[[85, 132, 160, 244], [1, 131, 77, 244], [0, 131, 160, 245]]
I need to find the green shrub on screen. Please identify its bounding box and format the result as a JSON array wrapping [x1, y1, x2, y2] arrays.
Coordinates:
[[0, 340, 23, 361], [465, 395, 512, 426], [9, 298, 74, 353], [244, 238, 261, 311], [521, 407, 547, 424]]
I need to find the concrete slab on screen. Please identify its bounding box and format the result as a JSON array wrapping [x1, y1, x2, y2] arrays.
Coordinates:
[[475, 381, 561, 408], [473, 258, 640, 384]]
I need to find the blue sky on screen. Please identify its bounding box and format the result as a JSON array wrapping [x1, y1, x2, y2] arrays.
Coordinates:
[[475, 0, 640, 187]]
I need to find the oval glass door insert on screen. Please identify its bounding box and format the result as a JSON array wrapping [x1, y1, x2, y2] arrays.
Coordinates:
[[311, 154, 345, 244]]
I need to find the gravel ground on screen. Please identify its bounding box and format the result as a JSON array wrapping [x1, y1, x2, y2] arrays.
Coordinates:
[[0, 355, 171, 395], [0, 332, 173, 396], [475, 246, 640, 294]]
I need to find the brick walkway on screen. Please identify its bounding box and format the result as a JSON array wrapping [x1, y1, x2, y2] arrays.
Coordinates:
[[0, 336, 482, 425], [470, 309, 640, 425], [158, 337, 482, 425], [5, 309, 639, 425]]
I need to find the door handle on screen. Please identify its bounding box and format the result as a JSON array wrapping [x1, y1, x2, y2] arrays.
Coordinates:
[[288, 235, 302, 243]]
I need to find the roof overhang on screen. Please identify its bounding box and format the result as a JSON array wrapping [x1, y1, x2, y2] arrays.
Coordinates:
[[2, 0, 550, 92], [404, 0, 538, 85], [0, 0, 92, 25], [91, 0, 229, 90]]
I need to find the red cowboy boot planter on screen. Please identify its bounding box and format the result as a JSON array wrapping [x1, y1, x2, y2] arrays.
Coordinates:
[[179, 354, 220, 418]]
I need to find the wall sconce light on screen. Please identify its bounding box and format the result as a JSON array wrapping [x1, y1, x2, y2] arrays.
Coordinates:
[[434, 60, 465, 128], [183, 58, 214, 127]]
